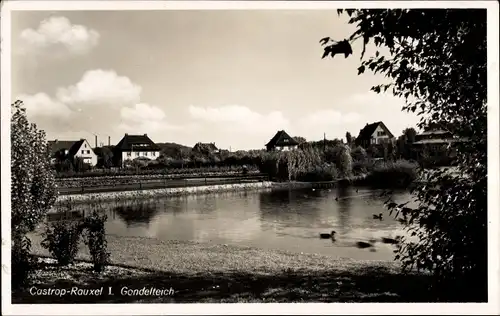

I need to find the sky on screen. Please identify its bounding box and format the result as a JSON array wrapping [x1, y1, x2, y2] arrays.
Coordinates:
[[11, 10, 420, 150]]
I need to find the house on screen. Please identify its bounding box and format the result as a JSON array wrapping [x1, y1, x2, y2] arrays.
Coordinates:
[[265, 130, 299, 152], [412, 123, 466, 162], [355, 121, 395, 148], [48, 139, 98, 166], [113, 133, 161, 167], [192, 142, 219, 154]]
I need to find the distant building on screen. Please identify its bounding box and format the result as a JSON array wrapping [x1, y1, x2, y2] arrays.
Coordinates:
[[265, 130, 299, 152], [355, 121, 395, 148], [48, 139, 98, 166], [193, 142, 219, 154], [412, 123, 466, 161], [114, 134, 161, 167]]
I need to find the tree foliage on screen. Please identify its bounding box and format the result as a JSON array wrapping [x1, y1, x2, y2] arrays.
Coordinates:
[[94, 146, 114, 168], [11, 100, 57, 287], [293, 136, 307, 144], [403, 127, 417, 144], [11, 101, 57, 235], [345, 132, 353, 145], [324, 9, 487, 300]]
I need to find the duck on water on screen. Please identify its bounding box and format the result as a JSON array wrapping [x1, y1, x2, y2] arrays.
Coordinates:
[[373, 213, 383, 220], [319, 231, 336, 240]]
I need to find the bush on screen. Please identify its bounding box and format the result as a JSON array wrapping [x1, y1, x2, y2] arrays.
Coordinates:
[[351, 146, 368, 161], [81, 211, 110, 273], [12, 233, 36, 289], [41, 220, 82, 266], [365, 160, 419, 188], [352, 159, 375, 175], [297, 164, 338, 182]]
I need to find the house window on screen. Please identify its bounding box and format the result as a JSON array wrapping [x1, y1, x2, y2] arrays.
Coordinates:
[[152, 152, 156, 156], [84, 144, 87, 148], [377, 131, 386, 136], [145, 152, 148, 156], [136, 152, 139, 157], [127, 152, 131, 157], [81, 150, 85, 154], [87, 150, 90, 154]]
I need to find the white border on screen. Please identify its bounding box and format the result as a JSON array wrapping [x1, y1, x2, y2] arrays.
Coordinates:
[[1, 1, 499, 315]]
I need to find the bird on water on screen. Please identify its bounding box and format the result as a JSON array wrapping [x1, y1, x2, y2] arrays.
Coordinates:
[[373, 213, 383, 220], [320, 231, 336, 240], [356, 241, 373, 249]]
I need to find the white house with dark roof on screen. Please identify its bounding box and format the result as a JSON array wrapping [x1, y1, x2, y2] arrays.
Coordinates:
[[265, 130, 299, 151], [48, 139, 98, 166], [114, 133, 161, 167], [355, 121, 395, 148]]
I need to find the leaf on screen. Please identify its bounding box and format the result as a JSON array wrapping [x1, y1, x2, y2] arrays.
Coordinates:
[[357, 65, 365, 75], [321, 47, 331, 59], [319, 37, 330, 46]]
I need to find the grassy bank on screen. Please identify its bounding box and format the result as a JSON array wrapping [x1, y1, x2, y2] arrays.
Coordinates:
[[16, 234, 436, 303]]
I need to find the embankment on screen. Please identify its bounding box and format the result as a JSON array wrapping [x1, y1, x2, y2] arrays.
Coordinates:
[[56, 181, 274, 204]]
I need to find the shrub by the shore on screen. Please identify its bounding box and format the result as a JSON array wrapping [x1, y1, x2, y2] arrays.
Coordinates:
[[360, 160, 419, 188]]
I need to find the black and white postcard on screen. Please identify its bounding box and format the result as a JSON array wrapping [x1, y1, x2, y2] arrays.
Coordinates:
[[1, 1, 499, 315]]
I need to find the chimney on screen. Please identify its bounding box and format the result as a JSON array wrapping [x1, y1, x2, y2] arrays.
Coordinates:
[[108, 136, 111, 146], [144, 134, 147, 136], [125, 133, 128, 136], [55, 139, 58, 143], [95, 135, 98, 148]]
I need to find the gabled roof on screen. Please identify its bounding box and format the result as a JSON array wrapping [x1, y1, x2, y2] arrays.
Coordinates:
[[48, 139, 93, 157], [266, 130, 299, 147], [67, 140, 86, 157], [48, 140, 77, 156], [115, 134, 160, 152], [356, 121, 394, 141], [48, 139, 88, 157]]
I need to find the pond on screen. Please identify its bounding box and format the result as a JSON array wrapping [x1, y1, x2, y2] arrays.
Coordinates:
[[49, 186, 416, 261]]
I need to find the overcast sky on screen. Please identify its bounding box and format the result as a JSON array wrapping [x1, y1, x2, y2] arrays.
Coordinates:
[[11, 10, 420, 150]]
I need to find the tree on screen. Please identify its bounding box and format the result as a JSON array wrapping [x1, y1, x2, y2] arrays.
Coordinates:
[[345, 132, 353, 146], [323, 9, 487, 300], [403, 127, 417, 144], [293, 136, 307, 144], [73, 156, 91, 173], [11, 100, 57, 287], [395, 135, 407, 160], [94, 147, 114, 168], [351, 146, 368, 161]]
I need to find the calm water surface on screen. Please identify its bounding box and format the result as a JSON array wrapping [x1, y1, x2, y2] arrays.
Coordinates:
[[52, 187, 416, 260]]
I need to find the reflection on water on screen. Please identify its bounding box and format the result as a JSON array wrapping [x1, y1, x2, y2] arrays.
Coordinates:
[[114, 203, 159, 228], [48, 188, 414, 260]]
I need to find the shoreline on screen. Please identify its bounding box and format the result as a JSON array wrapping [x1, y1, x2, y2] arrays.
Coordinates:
[[18, 234, 437, 303], [28, 233, 400, 275]]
